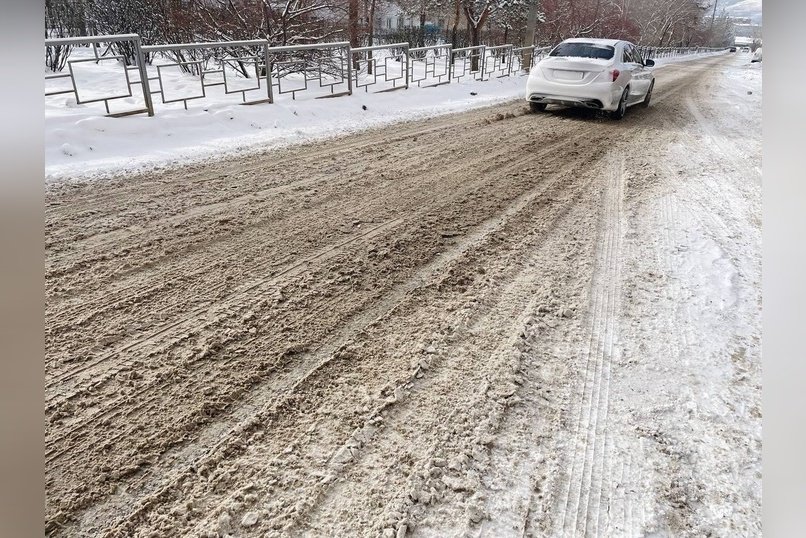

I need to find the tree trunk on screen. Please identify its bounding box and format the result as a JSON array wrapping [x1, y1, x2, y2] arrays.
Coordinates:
[[451, 0, 460, 47], [367, 0, 376, 75], [463, 5, 490, 71], [419, 11, 426, 47], [470, 25, 480, 71], [524, 0, 538, 70], [349, 0, 360, 68]]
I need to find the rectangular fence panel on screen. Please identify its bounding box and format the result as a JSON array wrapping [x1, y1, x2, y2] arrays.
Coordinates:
[[408, 45, 452, 87], [511, 46, 552, 73], [483, 45, 514, 78], [451, 46, 486, 82], [267, 42, 352, 101], [351, 43, 409, 93], [142, 40, 269, 109], [45, 34, 154, 116]]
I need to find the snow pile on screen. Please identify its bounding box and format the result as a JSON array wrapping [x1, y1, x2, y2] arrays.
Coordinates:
[[44, 49, 727, 180]]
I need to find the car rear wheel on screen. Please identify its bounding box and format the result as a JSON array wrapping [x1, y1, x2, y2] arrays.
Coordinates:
[[611, 88, 629, 120], [641, 81, 654, 108], [529, 102, 547, 113]]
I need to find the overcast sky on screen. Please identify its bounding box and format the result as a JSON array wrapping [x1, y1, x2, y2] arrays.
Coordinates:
[[722, 0, 763, 23]]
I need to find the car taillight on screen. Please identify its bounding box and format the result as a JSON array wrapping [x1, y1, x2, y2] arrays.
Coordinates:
[[610, 69, 620, 82]]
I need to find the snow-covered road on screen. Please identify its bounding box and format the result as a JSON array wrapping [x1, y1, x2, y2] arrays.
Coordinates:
[[45, 53, 761, 537]]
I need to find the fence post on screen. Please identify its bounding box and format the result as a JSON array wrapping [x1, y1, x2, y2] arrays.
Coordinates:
[[134, 35, 154, 117], [346, 45, 353, 95], [264, 42, 273, 103], [507, 46, 513, 77], [404, 44, 410, 89], [480, 45, 486, 79], [447, 46, 453, 83]]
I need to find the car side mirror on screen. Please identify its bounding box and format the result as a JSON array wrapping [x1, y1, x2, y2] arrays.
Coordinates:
[[644, 59, 655, 67]]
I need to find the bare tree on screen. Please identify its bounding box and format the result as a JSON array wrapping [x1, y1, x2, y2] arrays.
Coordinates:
[[522, 0, 540, 68], [349, 0, 361, 64], [181, 0, 343, 47], [458, 1, 524, 69], [90, 0, 168, 64], [451, 0, 461, 45], [630, 0, 706, 46], [45, 0, 92, 71], [366, 0, 378, 73]]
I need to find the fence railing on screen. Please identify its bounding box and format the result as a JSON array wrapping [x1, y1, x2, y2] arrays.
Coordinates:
[[266, 42, 352, 100], [511, 45, 552, 72], [351, 42, 409, 93], [636, 46, 726, 60], [44, 34, 728, 118], [140, 39, 269, 109], [450, 45, 486, 82], [484, 45, 515, 78], [408, 44, 452, 87], [45, 34, 154, 116]]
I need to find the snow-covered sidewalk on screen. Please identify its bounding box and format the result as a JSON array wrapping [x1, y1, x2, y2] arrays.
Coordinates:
[[44, 50, 727, 180]]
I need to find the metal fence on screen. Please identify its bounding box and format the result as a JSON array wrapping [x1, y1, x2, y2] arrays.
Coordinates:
[[44, 34, 728, 118], [267, 42, 352, 100], [351, 43, 409, 93], [484, 45, 515, 78], [408, 44, 452, 87], [140, 39, 269, 109], [636, 46, 726, 60], [450, 46, 486, 82], [511, 45, 552, 72], [45, 34, 154, 116]]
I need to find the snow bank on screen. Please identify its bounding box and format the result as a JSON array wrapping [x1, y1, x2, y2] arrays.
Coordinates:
[[44, 49, 727, 181]]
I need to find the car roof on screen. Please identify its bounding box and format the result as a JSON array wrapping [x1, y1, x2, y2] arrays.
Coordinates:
[[559, 38, 624, 47]]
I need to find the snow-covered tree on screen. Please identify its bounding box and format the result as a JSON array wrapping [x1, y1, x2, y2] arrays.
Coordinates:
[[90, 0, 167, 64], [459, 0, 525, 68], [45, 0, 93, 71], [189, 1, 340, 46]]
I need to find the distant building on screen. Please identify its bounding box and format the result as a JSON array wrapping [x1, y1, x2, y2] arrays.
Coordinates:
[[373, 2, 442, 34], [732, 18, 762, 49]]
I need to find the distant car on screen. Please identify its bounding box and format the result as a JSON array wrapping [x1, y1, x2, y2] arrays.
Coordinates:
[[751, 47, 762, 62], [729, 47, 737, 52], [525, 38, 656, 120], [741, 47, 751, 53]]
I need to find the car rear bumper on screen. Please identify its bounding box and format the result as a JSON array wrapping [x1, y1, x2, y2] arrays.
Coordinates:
[[525, 78, 622, 111], [527, 94, 605, 109]]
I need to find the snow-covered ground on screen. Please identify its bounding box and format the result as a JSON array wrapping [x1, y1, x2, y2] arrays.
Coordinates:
[[45, 53, 760, 536], [44, 48, 727, 180]]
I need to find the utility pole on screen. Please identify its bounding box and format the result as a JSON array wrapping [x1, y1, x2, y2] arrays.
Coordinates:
[[524, 1, 538, 71], [710, 0, 719, 33]]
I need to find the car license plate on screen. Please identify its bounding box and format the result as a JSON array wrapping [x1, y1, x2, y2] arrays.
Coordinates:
[[554, 70, 583, 81]]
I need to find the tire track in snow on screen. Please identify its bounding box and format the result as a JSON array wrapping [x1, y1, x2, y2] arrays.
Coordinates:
[[45, 124, 571, 406], [90, 144, 600, 538], [45, 129, 587, 463], [295, 147, 607, 538], [556, 151, 626, 537], [45, 111, 563, 390], [53, 132, 607, 537]]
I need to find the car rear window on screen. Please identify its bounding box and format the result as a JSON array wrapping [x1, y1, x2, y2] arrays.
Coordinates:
[[549, 42, 615, 60]]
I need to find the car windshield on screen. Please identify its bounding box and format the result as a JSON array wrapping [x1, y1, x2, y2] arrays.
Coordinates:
[[549, 42, 615, 60]]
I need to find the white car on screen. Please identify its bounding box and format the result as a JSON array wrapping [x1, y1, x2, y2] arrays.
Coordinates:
[[525, 38, 656, 119]]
